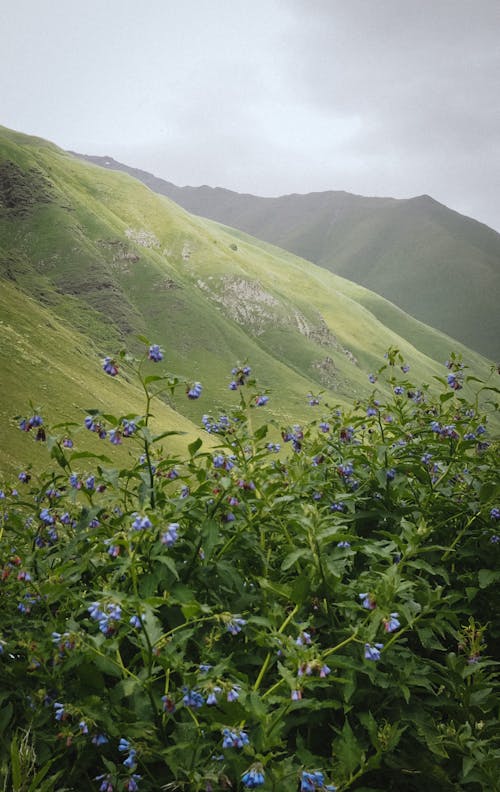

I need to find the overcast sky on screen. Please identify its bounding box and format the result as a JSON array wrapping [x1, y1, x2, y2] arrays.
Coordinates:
[[2, 0, 499, 230]]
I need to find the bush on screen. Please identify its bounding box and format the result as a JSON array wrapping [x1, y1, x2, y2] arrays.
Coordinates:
[[1, 345, 499, 791]]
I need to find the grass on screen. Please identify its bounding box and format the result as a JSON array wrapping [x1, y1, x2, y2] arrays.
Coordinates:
[[1, 124, 497, 474]]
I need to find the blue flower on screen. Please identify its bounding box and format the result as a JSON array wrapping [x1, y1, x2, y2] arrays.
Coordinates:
[[383, 613, 400, 633], [364, 642, 383, 661], [182, 688, 205, 709], [161, 523, 179, 546], [131, 513, 152, 531], [187, 382, 202, 399], [255, 395, 269, 406], [222, 728, 249, 749], [226, 616, 246, 635], [148, 344, 163, 362], [490, 507, 500, 521], [102, 356, 119, 376], [359, 592, 376, 610], [393, 386, 404, 396], [242, 765, 265, 788]]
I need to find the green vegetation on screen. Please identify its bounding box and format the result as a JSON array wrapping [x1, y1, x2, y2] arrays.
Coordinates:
[[0, 125, 496, 477], [0, 344, 499, 791], [80, 154, 500, 359]]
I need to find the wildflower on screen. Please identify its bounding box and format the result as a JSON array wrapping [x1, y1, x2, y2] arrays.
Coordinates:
[[291, 689, 302, 701], [364, 642, 383, 661], [187, 382, 203, 399], [255, 395, 268, 406], [39, 507, 54, 524], [118, 738, 131, 752], [129, 615, 143, 629], [222, 728, 249, 749], [366, 405, 377, 417], [206, 687, 222, 705], [62, 437, 74, 448], [123, 750, 137, 770], [401, 364, 410, 373], [109, 429, 122, 445], [95, 774, 114, 792], [393, 386, 404, 396], [241, 764, 265, 788], [337, 462, 353, 478], [490, 507, 500, 521], [337, 540, 351, 548], [300, 770, 337, 791], [359, 593, 376, 610], [148, 344, 163, 362], [161, 695, 176, 713], [53, 702, 66, 721], [125, 776, 141, 792], [182, 688, 205, 709], [319, 421, 330, 432], [85, 476, 95, 491], [386, 468, 396, 481], [296, 631, 312, 646], [18, 471, 30, 483], [308, 394, 320, 406], [319, 664, 331, 677], [102, 357, 119, 376], [131, 513, 152, 531], [267, 442, 281, 452], [368, 373, 377, 384], [330, 501, 345, 512], [161, 522, 179, 546], [79, 720, 89, 734], [92, 734, 109, 746], [226, 616, 246, 635], [447, 372, 462, 390], [383, 613, 401, 633], [227, 684, 241, 702], [120, 418, 136, 437]]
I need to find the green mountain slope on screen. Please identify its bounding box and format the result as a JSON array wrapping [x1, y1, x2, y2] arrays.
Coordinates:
[[75, 154, 500, 360], [0, 126, 496, 472]]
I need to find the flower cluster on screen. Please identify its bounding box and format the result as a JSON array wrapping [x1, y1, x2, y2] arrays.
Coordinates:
[[222, 728, 249, 749], [229, 364, 251, 390], [301, 770, 336, 791], [187, 381, 202, 400], [102, 357, 119, 376], [18, 414, 45, 441], [88, 601, 122, 636], [241, 764, 265, 788]]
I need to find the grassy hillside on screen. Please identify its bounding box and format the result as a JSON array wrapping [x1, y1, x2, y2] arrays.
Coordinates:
[[1, 126, 497, 472], [76, 154, 500, 360]]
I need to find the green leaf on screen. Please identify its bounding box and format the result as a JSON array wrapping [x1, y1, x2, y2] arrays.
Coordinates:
[[137, 334, 151, 345], [478, 569, 500, 588], [188, 437, 203, 456], [152, 429, 186, 442], [281, 547, 310, 571], [10, 733, 21, 791]]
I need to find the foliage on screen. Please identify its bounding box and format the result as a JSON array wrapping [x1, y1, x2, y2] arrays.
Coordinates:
[[1, 343, 499, 791]]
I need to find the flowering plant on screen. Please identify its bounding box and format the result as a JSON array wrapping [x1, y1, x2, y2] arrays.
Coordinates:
[[1, 343, 499, 790]]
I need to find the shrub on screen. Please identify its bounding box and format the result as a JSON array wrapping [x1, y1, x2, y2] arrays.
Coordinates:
[[1, 344, 499, 791]]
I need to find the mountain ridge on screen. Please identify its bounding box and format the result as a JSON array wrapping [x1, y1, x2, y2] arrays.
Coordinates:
[[71, 152, 500, 360]]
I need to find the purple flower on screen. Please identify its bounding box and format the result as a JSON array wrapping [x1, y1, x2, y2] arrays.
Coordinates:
[[131, 513, 152, 531], [393, 386, 404, 396], [187, 382, 203, 399], [92, 733, 109, 746], [383, 613, 400, 633], [386, 468, 396, 481], [102, 357, 119, 376], [364, 642, 383, 661], [206, 687, 222, 705], [366, 406, 377, 417], [18, 471, 30, 483], [161, 522, 179, 546], [319, 422, 330, 432], [226, 616, 246, 635], [401, 364, 410, 373], [255, 395, 269, 406], [227, 685, 241, 702], [359, 592, 376, 610], [125, 775, 141, 792], [241, 765, 265, 788], [368, 373, 377, 384], [222, 728, 249, 749], [490, 507, 500, 521], [148, 344, 163, 362], [447, 372, 462, 390], [85, 476, 95, 491], [182, 688, 205, 709], [129, 615, 142, 629], [337, 540, 351, 548], [109, 429, 122, 445], [330, 502, 345, 512], [296, 631, 312, 646]]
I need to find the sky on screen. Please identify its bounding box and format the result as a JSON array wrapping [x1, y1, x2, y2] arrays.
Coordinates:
[[2, 0, 500, 231]]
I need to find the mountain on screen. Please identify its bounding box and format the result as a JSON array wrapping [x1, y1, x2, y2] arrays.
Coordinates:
[[0, 126, 495, 472], [73, 154, 500, 360]]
